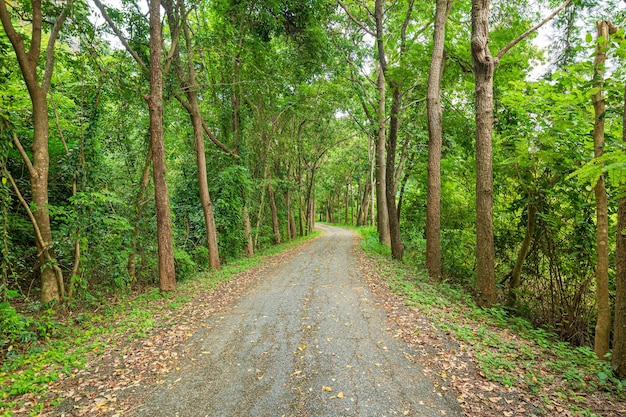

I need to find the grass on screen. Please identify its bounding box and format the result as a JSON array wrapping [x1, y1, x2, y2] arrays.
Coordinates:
[[0, 232, 319, 416], [354, 226, 624, 415]]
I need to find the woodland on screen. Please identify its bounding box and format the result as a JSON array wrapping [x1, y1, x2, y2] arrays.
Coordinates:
[[1, 0, 626, 410]]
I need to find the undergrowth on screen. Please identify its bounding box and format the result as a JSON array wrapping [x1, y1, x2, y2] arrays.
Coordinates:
[[0, 232, 319, 416], [357, 226, 624, 415]]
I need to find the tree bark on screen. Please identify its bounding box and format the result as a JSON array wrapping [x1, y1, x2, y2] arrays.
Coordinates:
[[613, 81, 626, 377], [189, 101, 221, 269], [181, 17, 220, 270], [471, 0, 497, 307], [164, 2, 221, 270], [592, 20, 614, 360], [268, 181, 281, 244], [243, 206, 254, 255], [375, 67, 390, 245], [386, 83, 404, 260], [357, 180, 371, 226], [148, 0, 176, 291], [32, 94, 62, 302], [344, 183, 350, 225], [286, 190, 297, 240], [305, 169, 317, 235], [0, 0, 68, 302], [469, 0, 569, 307], [372, 0, 391, 246], [426, 0, 450, 279]]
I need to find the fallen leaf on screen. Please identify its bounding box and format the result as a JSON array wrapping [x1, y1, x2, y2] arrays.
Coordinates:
[[322, 386, 332, 392]]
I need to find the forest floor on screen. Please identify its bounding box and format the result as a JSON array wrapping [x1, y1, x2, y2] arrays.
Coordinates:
[[2, 224, 625, 416]]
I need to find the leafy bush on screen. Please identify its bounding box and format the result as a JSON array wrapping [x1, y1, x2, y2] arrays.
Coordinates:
[[360, 226, 391, 257], [174, 248, 196, 280], [0, 301, 57, 371]]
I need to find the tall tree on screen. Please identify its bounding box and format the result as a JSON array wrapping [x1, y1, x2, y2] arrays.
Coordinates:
[[614, 81, 626, 377], [339, 0, 391, 246], [94, 0, 177, 290], [591, 20, 616, 360], [381, 0, 414, 261], [0, 0, 70, 302], [470, 0, 571, 307], [426, 0, 451, 279], [148, 0, 175, 291], [164, 0, 224, 270]]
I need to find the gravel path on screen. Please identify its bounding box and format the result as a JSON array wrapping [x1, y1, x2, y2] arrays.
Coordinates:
[[132, 224, 461, 417]]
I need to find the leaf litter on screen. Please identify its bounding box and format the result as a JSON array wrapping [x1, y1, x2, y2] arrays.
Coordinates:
[[3, 242, 314, 417], [4, 232, 625, 416], [353, 243, 626, 417]]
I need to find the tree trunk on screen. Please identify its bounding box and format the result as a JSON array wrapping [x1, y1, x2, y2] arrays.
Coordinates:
[[613, 83, 626, 377], [299, 204, 305, 236], [506, 204, 537, 307], [386, 83, 404, 260], [254, 185, 266, 246], [357, 180, 371, 226], [0, 0, 67, 303], [285, 190, 293, 241], [32, 93, 63, 302], [592, 20, 614, 360], [243, 206, 254, 255], [344, 183, 349, 225], [148, 0, 176, 291], [268, 181, 281, 244], [189, 105, 221, 269], [471, 0, 496, 307], [468, 0, 571, 307], [426, 0, 450, 279], [165, 4, 221, 270], [397, 169, 411, 224], [375, 67, 390, 245], [230, 54, 255, 252], [305, 169, 317, 235], [182, 25, 221, 269]]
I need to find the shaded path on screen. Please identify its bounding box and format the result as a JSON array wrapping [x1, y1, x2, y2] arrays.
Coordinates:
[[133, 225, 461, 416]]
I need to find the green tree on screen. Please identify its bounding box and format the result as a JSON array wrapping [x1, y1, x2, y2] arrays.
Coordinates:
[[0, 0, 73, 302]]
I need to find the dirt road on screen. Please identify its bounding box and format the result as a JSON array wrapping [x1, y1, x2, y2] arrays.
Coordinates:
[[133, 225, 461, 417]]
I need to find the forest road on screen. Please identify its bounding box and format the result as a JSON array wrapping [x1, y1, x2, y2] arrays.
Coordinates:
[[132, 224, 462, 417]]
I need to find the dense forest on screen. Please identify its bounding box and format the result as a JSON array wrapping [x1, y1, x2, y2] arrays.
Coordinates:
[[1, 0, 626, 394]]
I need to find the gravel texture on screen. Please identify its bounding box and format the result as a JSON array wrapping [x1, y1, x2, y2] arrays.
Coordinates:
[[131, 224, 461, 417]]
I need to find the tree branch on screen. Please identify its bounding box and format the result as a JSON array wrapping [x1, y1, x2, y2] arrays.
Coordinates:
[[1, 116, 35, 176], [496, 0, 572, 61], [29, 0, 42, 62], [338, 0, 375, 36], [201, 117, 238, 158], [48, 93, 69, 153], [1, 165, 65, 298], [92, 0, 149, 75], [42, 2, 71, 92], [0, 0, 29, 72]]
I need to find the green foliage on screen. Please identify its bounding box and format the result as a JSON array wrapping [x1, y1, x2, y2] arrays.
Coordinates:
[[359, 226, 391, 257], [0, 302, 58, 371], [174, 248, 196, 281], [213, 165, 253, 261]]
